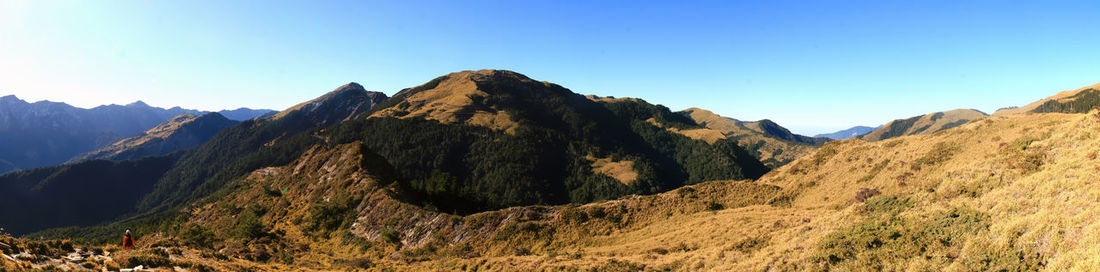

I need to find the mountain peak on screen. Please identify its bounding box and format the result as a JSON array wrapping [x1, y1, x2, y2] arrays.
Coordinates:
[[126, 100, 150, 107], [338, 82, 365, 91], [0, 94, 23, 104]]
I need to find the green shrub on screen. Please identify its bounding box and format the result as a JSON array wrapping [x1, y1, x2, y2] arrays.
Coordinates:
[[179, 225, 218, 249], [380, 228, 401, 244], [232, 208, 267, 240]]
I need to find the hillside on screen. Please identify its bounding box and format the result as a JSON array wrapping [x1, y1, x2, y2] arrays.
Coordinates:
[[69, 113, 238, 162], [678, 107, 825, 167], [859, 108, 987, 141], [994, 82, 1100, 116], [815, 125, 878, 140]]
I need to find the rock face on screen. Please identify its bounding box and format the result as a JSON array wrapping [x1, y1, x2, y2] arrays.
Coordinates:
[[69, 112, 238, 162], [0, 96, 202, 173], [678, 107, 826, 167], [859, 109, 988, 142], [815, 126, 878, 140]]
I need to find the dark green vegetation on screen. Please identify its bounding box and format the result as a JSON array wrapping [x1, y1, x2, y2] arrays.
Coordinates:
[[752, 119, 828, 145], [331, 71, 767, 213], [1033, 88, 1100, 113], [0, 154, 179, 235], [1, 70, 769, 244]]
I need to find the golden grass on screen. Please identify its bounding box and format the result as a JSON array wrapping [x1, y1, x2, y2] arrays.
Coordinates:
[[585, 155, 638, 185], [30, 109, 1100, 271], [370, 70, 522, 134]]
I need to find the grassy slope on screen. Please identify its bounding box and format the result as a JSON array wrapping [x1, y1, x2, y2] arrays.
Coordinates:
[[400, 110, 1100, 270], [860, 108, 987, 142]]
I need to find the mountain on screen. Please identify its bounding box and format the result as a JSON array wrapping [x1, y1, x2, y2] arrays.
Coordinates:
[[216, 108, 276, 121], [177, 94, 1100, 270], [678, 107, 827, 167], [859, 109, 987, 141], [0, 95, 272, 174], [994, 82, 1100, 115], [0, 96, 202, 173], [69, 113, 238, 162], [0, 83, 388, 236], [14, 93, 1091, 271], [815, 125, 878, 140], [7, 70, 766, 241], [356, 70, 766, 213], [8, 77, 1100, 271]]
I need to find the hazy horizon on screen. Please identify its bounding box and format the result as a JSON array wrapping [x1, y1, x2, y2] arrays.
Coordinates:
[[2, 1, 1098, 136]]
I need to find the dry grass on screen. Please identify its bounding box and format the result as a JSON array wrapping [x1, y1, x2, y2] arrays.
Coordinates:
[[370, 70, 522, 134], [29, 109, 1100, 271], [586, 155, 638, 185]]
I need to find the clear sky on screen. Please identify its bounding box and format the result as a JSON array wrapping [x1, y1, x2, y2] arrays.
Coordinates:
[[1, 1, 1098, 135]]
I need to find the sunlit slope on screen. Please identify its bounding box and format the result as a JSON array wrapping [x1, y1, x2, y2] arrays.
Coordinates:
[[859, 108, 987, 141], [995, 82, 1100, 116], [400, 110, 1100, 270]]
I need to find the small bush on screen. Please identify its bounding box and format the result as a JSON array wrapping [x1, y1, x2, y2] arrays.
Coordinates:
[[180, 225, 218, 249], [852, 188, 882, 203], [380, 228, 401, 244], [560, 206, 589, 223], [705, 201, 725, 211]]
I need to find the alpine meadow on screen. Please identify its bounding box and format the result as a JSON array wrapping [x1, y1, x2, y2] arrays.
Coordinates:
[[2, 1, 1100, 271]]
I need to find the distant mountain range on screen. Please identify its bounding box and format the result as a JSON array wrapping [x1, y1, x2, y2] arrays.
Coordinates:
[[0, 95, 273, 174], [815, 126, 879, 140]]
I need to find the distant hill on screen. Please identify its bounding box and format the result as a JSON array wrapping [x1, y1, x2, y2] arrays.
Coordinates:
[[216, 108, 275, 121], [678, 107, 827, 167], [815, 125, 878, 140], [69, 113, 238, 162], [994, 82, 1100, 116], [859, 109, 987, 142]]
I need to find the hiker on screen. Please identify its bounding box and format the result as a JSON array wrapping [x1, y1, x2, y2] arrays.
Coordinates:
[[123, 229, 135, 249]]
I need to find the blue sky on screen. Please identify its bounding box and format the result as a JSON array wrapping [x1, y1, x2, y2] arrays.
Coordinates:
[[1, 1, 1098, 135]]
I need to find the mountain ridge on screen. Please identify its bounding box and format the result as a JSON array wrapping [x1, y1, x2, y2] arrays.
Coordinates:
[[859, 108, 987, 141], [815, 125, 879, 140], [68, 112, 239, 162]]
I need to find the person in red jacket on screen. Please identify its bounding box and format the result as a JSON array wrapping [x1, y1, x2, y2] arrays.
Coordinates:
[[122, 229, 135, 249]]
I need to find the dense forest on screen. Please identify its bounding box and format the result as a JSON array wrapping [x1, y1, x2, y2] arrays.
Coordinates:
[[1034, 88, 1100, 113]]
